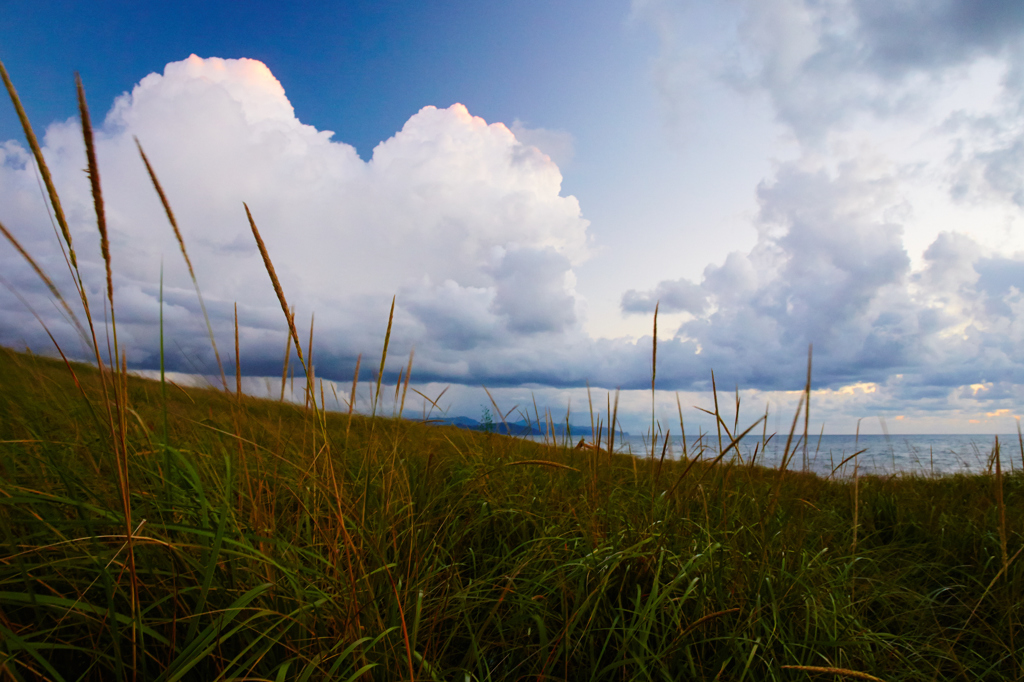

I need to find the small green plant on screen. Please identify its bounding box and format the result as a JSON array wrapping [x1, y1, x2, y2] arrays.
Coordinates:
[[481, 406, 495, 433]]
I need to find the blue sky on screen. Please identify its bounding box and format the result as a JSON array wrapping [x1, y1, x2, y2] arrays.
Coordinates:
[[3, 0, 1024, 434], [0, 1, 640, 157]]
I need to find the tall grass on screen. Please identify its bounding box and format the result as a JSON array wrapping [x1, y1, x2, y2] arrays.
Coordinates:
[[3, 351, 1023, 680], [1, 63, 1023, 681]]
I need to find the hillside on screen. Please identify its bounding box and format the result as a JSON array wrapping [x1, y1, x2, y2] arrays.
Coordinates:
[[1, 347, 1022, 680]]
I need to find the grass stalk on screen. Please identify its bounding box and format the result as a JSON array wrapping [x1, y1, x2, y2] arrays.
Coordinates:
[[767, 393, 805, 517], [587, 381, 596, 446], [608, 389, 620, 460], [780, 665, 883, 681], [372, 296, 395, 417], [399, 348, 414, 418], [306, 312, 315, 409], [0, 219, 87, 343], [0, 59, 77, 270], [651, 301, 658, 466], [345, 354, 361, 447], [589, 384, 599, 497], [234, 303, 242, 402], [656, 428, 670, 487], [279, 308, 293, 401], [1018, 418, 1023, 474], [3, 59, 105, 387], [78, 74, 140, 679], [136, 139, 228, 391], [160, 262, 170, 505], [995, 437, 1008, 575], [851, 455, 859, 601], [483, 386, 511, 437], [244, 204, 307, 377], [677, 391, 688, 461], [803, 343, 812, 471], [711, 371, 723, 460]]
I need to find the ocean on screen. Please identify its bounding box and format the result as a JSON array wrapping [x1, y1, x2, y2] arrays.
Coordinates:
[[531, 433, 1021, 478]]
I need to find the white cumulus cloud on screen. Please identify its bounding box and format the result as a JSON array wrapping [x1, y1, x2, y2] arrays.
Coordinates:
[[0, 55, 592, 384]]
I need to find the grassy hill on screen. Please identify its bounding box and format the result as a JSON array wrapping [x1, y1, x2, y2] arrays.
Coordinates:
[[1, 347, 1022, 681]]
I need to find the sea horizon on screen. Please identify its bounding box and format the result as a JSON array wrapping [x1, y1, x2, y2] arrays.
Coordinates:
[[523, 432, 1019, 478]]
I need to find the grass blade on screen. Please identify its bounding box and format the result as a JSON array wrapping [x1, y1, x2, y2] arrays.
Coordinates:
[[245, 204, 306, 376], [136, 138, 228, 390], [373, 296, 395, 417]]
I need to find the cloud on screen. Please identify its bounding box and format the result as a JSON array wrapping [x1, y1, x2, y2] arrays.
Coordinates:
[[635, 0, 1024, 146], [621, 278, 706, 314], [0, 55, 593, 385], [509, 120, 575, 168], [623, 156, 1024, 391], [6, 47, 1024, 436], [635, 0, 1024, 267], [854, 0, 1024, 75], [726, 0, 1024, 139], [617, 0, 1024, 401], [490, 248, 578, 333]]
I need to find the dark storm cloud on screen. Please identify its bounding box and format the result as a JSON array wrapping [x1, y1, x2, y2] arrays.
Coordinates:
[[855, 0, 1024, 75], [725, 0, 1024, 140]]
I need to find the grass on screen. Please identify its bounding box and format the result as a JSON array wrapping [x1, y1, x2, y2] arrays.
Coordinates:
[[2, 350, 1023, 681], [1, 61, 1023, 681]]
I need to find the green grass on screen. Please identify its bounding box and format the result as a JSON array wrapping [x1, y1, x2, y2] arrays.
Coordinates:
[[1, 59, 1023, 681], [1, 349, 1022, 681]]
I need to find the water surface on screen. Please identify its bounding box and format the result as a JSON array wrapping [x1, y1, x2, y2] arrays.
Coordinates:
[[534, 432, 1021, 477]]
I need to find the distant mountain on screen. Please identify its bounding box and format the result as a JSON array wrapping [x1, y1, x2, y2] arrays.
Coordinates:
[[418, 416, 629, 439]]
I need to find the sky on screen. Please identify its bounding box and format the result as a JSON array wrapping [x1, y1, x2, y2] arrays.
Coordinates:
[[2, 0, 1024, 435]]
